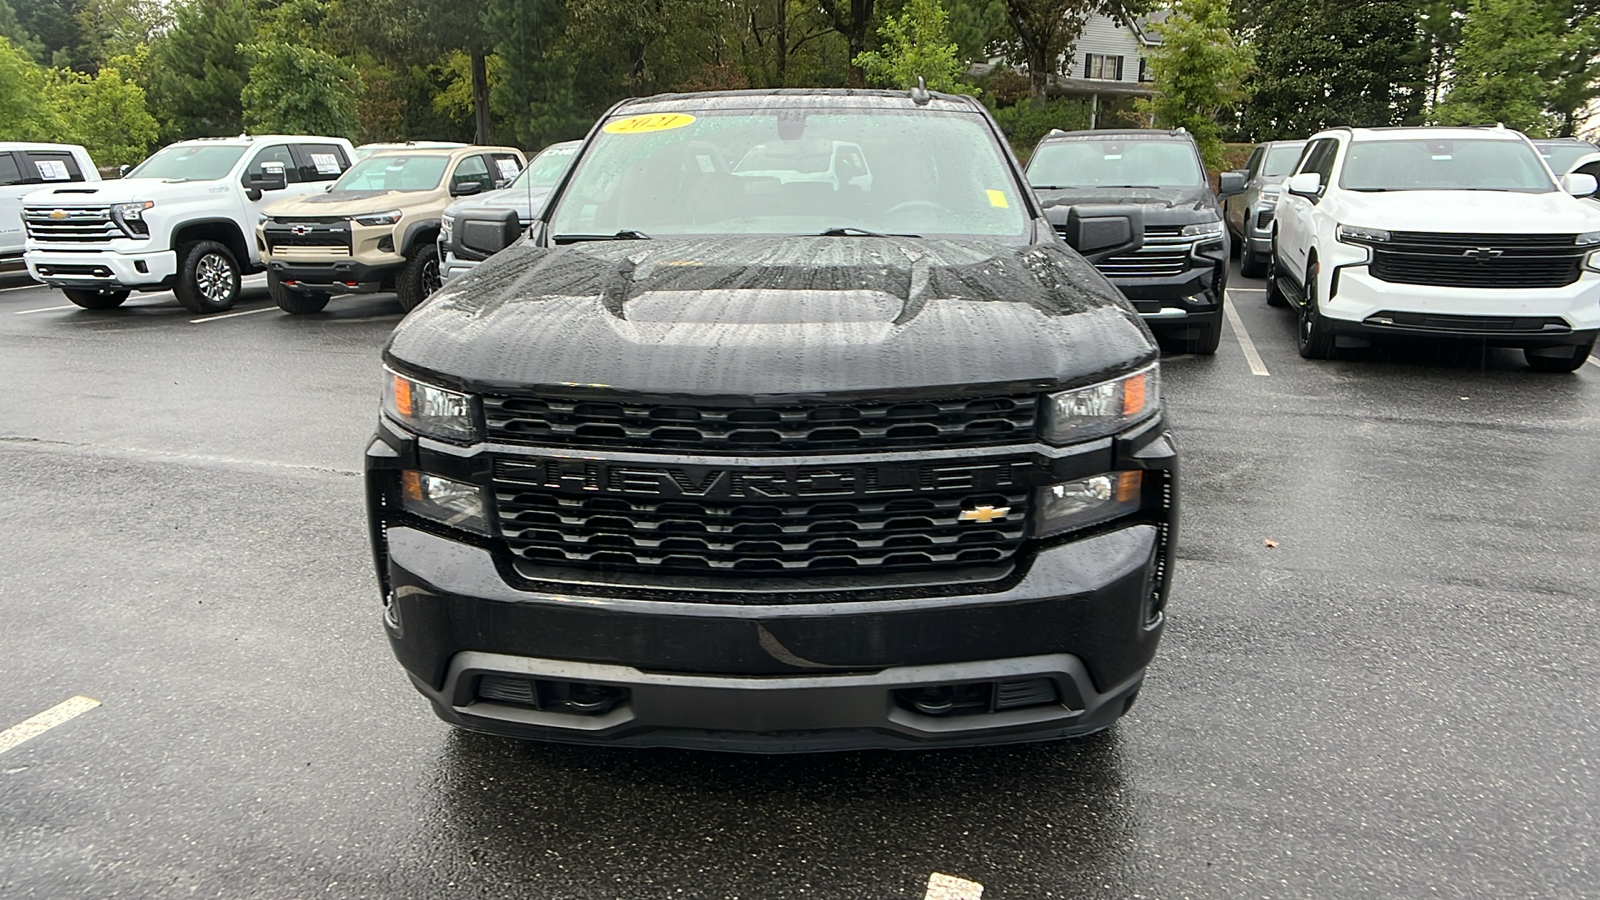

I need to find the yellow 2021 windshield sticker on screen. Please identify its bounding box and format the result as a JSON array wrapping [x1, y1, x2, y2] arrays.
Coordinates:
[[604, 113, 697, 135], [986, 189, 1010, 208]]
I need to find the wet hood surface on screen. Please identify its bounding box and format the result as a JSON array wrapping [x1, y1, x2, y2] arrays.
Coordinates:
[[387, 236, 1155, 397]]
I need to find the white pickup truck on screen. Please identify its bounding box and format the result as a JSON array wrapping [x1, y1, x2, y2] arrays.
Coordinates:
[[23, 134, 355, 311], [2, 142, 99, 274], [1270, 126, 1600, 371]]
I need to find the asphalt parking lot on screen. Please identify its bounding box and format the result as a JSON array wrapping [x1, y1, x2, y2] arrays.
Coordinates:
[[1, 267, 1596, 899]]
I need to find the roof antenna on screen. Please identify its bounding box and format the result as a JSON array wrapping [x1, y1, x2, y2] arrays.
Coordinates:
[[911, 76, 931, 105]]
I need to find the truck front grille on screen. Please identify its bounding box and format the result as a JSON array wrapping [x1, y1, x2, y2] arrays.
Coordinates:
[[1089, 226, 1195, 279], [491, 456, 1032, 577], [1369, 232, 1584, 289], [24, 207, 118, 242], [482, 393, 1038, 453], [264, 219, 351, 251]]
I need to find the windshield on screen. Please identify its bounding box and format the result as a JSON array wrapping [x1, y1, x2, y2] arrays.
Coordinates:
[[1027, 139, 1203, 188], [547, 108, 1029, 239], [125, 144, 247, 181], [513, 145, 578, 189], [1340, 139, 1555, 192], [1261, 144, 1305, 178], [1535, 142, 1597, 174], [334, 154, 451, 192]]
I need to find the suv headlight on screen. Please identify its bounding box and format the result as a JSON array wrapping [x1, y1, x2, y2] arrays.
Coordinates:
[[400, 470, 490, 535], [384, 369, 479, 442], [1575, 231, 1600, 247], [1181, 220, 1224, 237], [354, 209, 404, 227], [111, 200, 154, 237], [1337, 224, 1391, 244], [1042, 364, 1159, 445], [1035, 471, 1143, 537], [440, 214, 454, 244]]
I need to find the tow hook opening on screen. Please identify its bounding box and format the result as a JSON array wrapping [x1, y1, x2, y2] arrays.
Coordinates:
[[477, 674, 630, 716], [894, 677, 1074, 717]]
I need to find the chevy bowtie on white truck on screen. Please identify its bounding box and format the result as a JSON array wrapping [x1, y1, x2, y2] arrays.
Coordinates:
[[1269, 126, 1600, 370], [2, 142, 100, 274], [23, 135, 355, 312]]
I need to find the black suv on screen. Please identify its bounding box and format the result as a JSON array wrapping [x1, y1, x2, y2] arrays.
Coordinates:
[[1028, 129, 1243, 355], [367, 89, 1178, 751]]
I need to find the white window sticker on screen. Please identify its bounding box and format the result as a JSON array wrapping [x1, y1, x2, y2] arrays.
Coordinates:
[[36, 160, 71, 181], [496, 158, 521, 181], [310, 153, 341, 175]]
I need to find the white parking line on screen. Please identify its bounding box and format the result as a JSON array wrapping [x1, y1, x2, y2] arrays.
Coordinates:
[[0, 283, 43, 293], [13, 304, 76, 315], [1228, 287, 1267, 293], [0, 696, 100, 756], [925, 873, 983, 900], [190, 306, 277, 324], [1223, 293, 1270, 376], [1587, 355, 1600, 369]]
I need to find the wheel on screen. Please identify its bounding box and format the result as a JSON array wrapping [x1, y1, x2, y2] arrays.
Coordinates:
[[396, 241, 441, 312], [1296, 259, 1336, 360], [1172, 315, 1223, 355], [1240, 245, 1267, 278], [174, 240, 241, 314], [1265, 249, 1289, 307], [269, 271, 330, 314], [62, 287, 129, 309], [1525, 341, 1594, 373]]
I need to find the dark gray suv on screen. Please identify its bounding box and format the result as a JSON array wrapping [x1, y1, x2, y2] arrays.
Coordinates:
[[1222, 140, 1305, 277]]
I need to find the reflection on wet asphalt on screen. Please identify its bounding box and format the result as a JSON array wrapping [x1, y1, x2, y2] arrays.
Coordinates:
[[0, 271, 1596, 897]]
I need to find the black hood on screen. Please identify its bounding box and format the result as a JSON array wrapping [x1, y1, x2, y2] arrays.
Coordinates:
[[386, 236, 1155, 398], [1036, 186, 1220, 229]]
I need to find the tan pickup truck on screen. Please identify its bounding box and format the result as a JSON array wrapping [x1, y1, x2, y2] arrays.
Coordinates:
[[257, 145, 524, 313]]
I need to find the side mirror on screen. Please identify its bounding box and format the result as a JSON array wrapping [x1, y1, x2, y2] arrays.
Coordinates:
[[454, 208, 522, 261], [1561, 172, 1598, 198], [245, 161, 289, 194], [1058, 204, 1145, 263], [451, 180, 484, 197], [1287, 172, 1322, 198], [1218, 171, 1247, 197], [117, 164, 131, 178]]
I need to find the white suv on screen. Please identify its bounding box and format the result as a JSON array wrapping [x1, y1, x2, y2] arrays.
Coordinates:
[[24, 135, 354, 312], [1270, 126, 1600, 371]]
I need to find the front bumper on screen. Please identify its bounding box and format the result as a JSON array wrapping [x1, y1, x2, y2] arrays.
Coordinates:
[[1112, 250, 1228, 338], [265, 258, 402, 292], [25, 247, 177, 290], [1320, 264, 1600, 348], [440, 248, 478, 282]]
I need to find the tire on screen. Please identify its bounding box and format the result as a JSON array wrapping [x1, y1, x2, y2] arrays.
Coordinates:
[[62, 287, 129, 310], [1173, 315, 1223, 355], [1296, 259, 1336, 360], [395, 241, 442, 312], [1240, 245, 1267, 278], [269, 271, 330, 314], [1525, 341, 1594, 373], [1265, 250, 1289, 307], [174, 240, 241, 314]]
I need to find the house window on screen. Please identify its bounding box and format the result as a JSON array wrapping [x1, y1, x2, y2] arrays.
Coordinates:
[[1139, 58, 1150, 83], [1085, 53, 1124, 81]]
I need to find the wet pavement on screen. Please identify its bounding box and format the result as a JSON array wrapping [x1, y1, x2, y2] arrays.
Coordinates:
[[1, 269, 1596, 898]]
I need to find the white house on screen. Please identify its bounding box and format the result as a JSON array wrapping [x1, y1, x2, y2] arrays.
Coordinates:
[[976, 11, 1170, 127]]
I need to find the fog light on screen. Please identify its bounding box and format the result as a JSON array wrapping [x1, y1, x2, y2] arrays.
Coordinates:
[[400, 470, 489, 534], [1035, 471, 1142, 537]]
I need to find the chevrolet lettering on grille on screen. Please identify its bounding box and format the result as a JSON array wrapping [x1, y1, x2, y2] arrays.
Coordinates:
[[496, 458, 1030, 499]]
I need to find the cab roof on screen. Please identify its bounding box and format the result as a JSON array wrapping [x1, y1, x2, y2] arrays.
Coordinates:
[[362, 145, 522, 159], [608, 88, 987, 117], [1330, 126, 1531, 142], [1039, 128, 1194, 143]]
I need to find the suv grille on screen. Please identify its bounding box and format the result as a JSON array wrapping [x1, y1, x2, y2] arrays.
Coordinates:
[[1370, 232, 1584, 289], [263, 219, 352, 250], [1090, 226, 1195, 279], [23, 207, 118, 242], [482, 393, 1039, 453], [491, 456, 1032, 577]]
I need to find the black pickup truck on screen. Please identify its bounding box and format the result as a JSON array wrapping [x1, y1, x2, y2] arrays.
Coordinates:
[[367, 88, 1179, 751]]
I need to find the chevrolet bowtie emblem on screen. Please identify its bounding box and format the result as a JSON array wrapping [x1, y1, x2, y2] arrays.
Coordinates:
[[291, 224, 312, 235], [958, 505, 1011, 524], [49, 209, 67, 220], [1462, 246, 1503, 260]]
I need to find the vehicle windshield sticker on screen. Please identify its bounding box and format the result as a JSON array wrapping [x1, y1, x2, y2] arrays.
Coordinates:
[[35, 160, 70, 181], [603, 113, 696, 135], [987, 189, 1009, 208], [695, 154, 716, 173], [310, 153, 341, 175], [496, 158, 521, 181]]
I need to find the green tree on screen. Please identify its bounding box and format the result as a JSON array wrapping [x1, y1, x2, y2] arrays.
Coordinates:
[[855, 0, 976, 92], [147, 0, 251, 140], [1000, 1, 1143, 104], [74, 0, 167, 70], [52, 64, 160, 164], [818, 0, 880, 87], [240, 41, 360, 139], [1431, 0, 1600, 135], [0, 37, 60, 139], [1137, 0, 1252, 167]]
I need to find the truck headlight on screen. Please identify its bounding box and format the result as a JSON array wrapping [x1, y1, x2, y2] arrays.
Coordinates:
[[1337, 224, 1391, 244], [440, 215, 454, 244], [1035, 471, 1143, 537], [1042, 364, 1159, 445], [384, 369, 479, 442], [111, 200, 154, 236], [400, 470, 490, 534], [354, 209, 404, 227], [1181, 220, 1224, 238]]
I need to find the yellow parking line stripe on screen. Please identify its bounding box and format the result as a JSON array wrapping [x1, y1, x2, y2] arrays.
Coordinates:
[[1223, 293, 1270, 376], [0, 696, 101, 756], [925, 873, 984, 900]]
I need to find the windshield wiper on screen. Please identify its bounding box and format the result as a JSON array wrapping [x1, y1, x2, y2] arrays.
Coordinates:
[[1347, 187, 1397, 192], [552, 229, 651, 243], [815, 226, 920, 238]]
